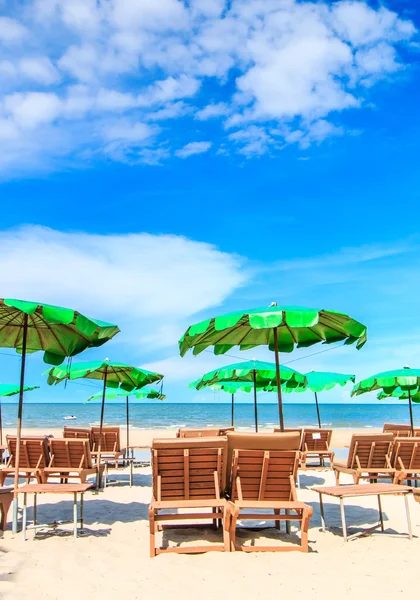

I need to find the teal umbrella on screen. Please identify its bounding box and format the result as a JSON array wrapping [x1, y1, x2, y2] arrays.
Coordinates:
[[283, 371, 355, 428], [352, 367, 420, 432], [190, 360, 306, 431], [378, 387, 420, 402], [0, 384, 39, 445], [47, 360, 164, 481], [86, 387, 165, 449], [180, 304, 366, 430]]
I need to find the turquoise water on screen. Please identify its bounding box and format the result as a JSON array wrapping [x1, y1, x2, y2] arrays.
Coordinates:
[[0, 402, 417, 430]]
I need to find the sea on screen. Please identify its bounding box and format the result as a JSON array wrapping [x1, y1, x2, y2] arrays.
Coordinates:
[[0, 402, 417, 430]]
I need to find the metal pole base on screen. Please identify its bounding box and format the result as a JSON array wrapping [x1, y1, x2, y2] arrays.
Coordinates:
[[12, 497, 19, 535]]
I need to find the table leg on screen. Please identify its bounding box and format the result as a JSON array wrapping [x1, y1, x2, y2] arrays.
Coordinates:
[[73, 492, 77, 539], [12, 497, 18, 536], [285, 509, 290, 534], [80, 493, 84, 530], [33, 493, 37, 526], [22, 493, 27, 541], [377, 495, 384, 531], [404, 494, 412, 540], [340, 498, 347, 542], [130, 460, 133, 487], [319, 493, 326, 532]]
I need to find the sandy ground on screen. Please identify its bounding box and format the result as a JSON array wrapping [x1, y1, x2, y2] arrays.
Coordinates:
[[1, 427, 418, 600]]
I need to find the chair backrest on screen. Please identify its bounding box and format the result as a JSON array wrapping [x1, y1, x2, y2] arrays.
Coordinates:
[[151, 437, 227, 501], [383, 423, 412, 437], [91, 426, 121, 452], [301, 428, 332, 452], [177, 427, 234, 438], [63, 427, 93, 448], [226, 431, 301, 490], [6, 435, 50, 469], [346, 433, 394, 469], [273, 428, 303, 448], [391, 437, 420, 470], [48, 438, 93, 469]]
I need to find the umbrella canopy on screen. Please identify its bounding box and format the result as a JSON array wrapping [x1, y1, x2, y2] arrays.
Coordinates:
[[180, 304, 366, 430], [47, 360, 164, 482], [0, 298, 120, 533], [352, 368, 420, 432], [86, 386, 165, 449], [378, 388, 420, 403], [0, 384, 39, 445], [190, 360, 306, 431], [282, 371, 355, 427]]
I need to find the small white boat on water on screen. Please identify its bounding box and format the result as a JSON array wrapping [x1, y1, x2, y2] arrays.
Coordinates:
[[63, 415, 77, 420]]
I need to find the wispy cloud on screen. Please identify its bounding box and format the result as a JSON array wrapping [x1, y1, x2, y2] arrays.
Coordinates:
[[175, 141, 212, 158]]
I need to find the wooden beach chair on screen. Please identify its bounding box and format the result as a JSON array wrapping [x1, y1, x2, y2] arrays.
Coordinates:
[[149, 437, 231, 556], [0, 487, 13, 531], [226, 431, 312, 552], [91, 426, 126, 466], [0, 436, 49, 486], [177, 427, 234, 438], [300, 428, 335, 470], [392, 438, 420, 485], [333, 433, 395, 484], [43, 438, 104, 486], [63, 427, 93, 446], [383, 423, 412, 437]]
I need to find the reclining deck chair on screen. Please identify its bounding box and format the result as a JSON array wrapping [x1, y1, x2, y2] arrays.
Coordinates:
[[43, 438, 104, 486], [392, 437, 420, 485], [0, 436, 49, 486], [63, 426, 93, 446], [383, 423, 412, 438], [91, 426, 126, 466], [300, 428, 335, 470], [227, 432, 313, 552], [333, 433, 395, 484], [177, 427, 234, 438], [149, 437, 231, 556]]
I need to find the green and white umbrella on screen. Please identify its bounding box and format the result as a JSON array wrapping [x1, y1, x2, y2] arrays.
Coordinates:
[[0, 384, 39, 446]]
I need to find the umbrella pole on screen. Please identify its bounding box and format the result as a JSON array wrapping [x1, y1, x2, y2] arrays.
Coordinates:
[[408, 389, 414, 435], [126, 395, 130, 451], [97, 366, 108, 488], [13, 313, 28, 535], [273, 327, 285, 431], [253, 371, 258, 432], [0, 397, 2, 446], [314, 392, 322, 428], [231, 393, 234, 427]]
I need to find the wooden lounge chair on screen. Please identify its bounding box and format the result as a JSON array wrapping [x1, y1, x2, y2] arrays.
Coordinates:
[[333, 433, 395, 484], [392, 438, 420, 485], [63, 427, 93, 446], [0, 436, 49, 486], [383, 423, 412, 437], [226, 431, 312, 552], [300, 428, 335, 470], [149, 437, 231, 556], [91, 426, 126, 466], [43, 438, 104, 486], [0, 487, 13, 531], [177, 427, 234, 438]]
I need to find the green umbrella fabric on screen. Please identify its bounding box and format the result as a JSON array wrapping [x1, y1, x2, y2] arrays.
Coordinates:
[[190, 360, 307, 390], [0, 384, 39, 445], [378, 388, 420, 403], [352, 368, 420, 431], [0, 298, 120, 365], [86, 387, 165, 402], [180, 304, 366, 430], [47, 360, 163, 391], [282, 370, 355, 427]]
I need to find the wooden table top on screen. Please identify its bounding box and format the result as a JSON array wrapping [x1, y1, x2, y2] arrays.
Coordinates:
[[18, 483, 94, 494], [313, 484, 412, 498]]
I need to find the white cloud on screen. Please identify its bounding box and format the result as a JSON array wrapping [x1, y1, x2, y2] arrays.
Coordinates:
[[0, 225, 249, 347], [175, 141, 212, 158], [0, 17, 28, 44], [3, 92, 62, 128], [195, 102, 229, 120], [18, 57, 61, 85]]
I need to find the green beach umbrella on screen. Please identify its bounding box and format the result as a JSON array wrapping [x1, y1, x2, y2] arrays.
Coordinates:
[[283, 371, 355, 428], [47, 360, 164, 482], [180, 304, 367, 430], [377, 387, 420, 402], [86, 387, 165, 449], [0, 384, 39, 446], [0, 298, 120, 533], [352, 367, 420, 432], [190, 360, 306, 431]]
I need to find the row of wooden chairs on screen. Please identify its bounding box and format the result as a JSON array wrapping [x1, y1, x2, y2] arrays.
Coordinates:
[[63, 426, 126, 463], [383, 423, 420, 437], [150, 431, 313, 556], [0, 436, 104, 487]]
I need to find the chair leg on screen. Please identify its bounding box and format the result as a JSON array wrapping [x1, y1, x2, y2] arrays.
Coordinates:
[[229, 506, 239, 552], [223, 507, 231, 552], [334, 469, 340, 485], [274, 508, 280, 530], [300, 509, 310, 552], [148, 507, 156, 557]]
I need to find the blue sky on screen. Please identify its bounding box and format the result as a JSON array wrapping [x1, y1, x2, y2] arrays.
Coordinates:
[[0, 0, 420, 406]]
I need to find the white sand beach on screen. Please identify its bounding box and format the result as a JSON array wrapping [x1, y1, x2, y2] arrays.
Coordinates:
[[1, 427, 419, 599]]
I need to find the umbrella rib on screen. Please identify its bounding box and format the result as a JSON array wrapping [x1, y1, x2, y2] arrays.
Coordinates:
[[37, 313, 70, 356]]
